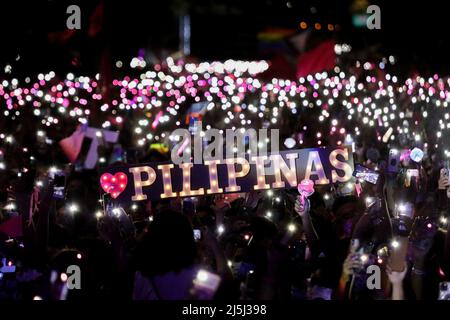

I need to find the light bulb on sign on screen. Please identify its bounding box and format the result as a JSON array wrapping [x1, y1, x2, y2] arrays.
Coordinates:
[[284, 137, 296, 149]]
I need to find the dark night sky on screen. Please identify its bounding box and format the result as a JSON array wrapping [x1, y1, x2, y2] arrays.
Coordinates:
[[1, 0, 450, 76]]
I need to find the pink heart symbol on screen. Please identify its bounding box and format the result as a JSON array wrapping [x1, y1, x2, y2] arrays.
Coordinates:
[[100, 172, 128, 199]]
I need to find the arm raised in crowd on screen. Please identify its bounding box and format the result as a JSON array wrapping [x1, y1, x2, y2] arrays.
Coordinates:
[[387, 262, 407, 300], [14, 173, 55, 262], [437, 173, 450, 275], [337, 239, 361, 299], [445, 218, 450, 277], [294, 197, 319, 246], [201, 227, 233, 281], [437, 171, 449, 211]]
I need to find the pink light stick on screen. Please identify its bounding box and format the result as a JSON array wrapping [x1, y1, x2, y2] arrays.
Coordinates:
[[297, 179, 315, 207]]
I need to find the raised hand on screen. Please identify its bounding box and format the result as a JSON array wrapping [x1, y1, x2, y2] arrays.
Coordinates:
[[342, 253, 363, 276], [386, 262, 407, 285], [294, 196, 310, 217], [438, 174, 449, 190]]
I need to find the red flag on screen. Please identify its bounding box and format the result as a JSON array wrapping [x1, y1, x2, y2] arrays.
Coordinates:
[[59, 125, 85, 163], [88, 1, 105, 37], [261, 54, 296, 81], [296, 40, 336, 78]]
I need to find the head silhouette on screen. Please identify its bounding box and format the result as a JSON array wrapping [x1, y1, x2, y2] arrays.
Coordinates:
[[135, 209, 196, 277]]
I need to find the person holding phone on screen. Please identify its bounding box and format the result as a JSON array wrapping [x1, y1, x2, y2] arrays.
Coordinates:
[[438, 166, 450, 205], [132, 210, 230, 300], [132, 210, 198, 300]]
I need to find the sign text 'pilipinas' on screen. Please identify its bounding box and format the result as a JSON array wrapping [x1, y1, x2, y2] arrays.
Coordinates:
[[99, 146, 354, 204]]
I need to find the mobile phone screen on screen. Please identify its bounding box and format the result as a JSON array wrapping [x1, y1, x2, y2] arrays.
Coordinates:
[[441, 168, 449, 180], [397, 202, 413, 218], [193, 229, 202, 242], [352, 164, 380, 184], [388, 149, 401, 173], [407, 169, 419, 177], [53, 174, 66, 199], [439, 282, 450, 300]]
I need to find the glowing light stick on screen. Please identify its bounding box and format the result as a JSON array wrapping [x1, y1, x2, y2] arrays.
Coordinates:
[[297, 179, 315, 209], [152, 111, 163, 129]]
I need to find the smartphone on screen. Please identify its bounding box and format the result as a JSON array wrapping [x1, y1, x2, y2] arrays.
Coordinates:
[[191, 269, 222, 300], [353, 164, 380, 184], [193, 229, 202, 242], [388, 149, 401, 173], [350, 238, 360, 253], [350, 249, 365, 273], [439, 282, 450, 300], [53, 174, 66, 199], [406, 169, 419, 178], [441, 168, 449, 180], [397, 202, 413, 218]]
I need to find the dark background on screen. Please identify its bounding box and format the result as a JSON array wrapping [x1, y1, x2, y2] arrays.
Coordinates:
[[0, 0, 449, 77]]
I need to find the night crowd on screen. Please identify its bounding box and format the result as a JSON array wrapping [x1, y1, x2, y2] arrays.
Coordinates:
[[0, 141, 449, 300], [0, 54, 450, 301]]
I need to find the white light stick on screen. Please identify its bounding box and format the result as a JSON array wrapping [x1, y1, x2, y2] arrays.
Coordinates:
[[410, 147, 424, 163]]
